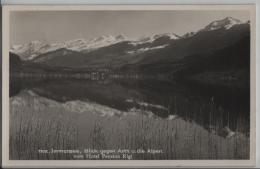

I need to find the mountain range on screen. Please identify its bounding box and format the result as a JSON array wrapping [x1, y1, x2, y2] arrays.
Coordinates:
[[10, 17, 250, 88], [10, 34, 128, 60]]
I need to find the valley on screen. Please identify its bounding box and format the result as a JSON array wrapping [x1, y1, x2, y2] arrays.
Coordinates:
[[9, 16, 251, 160]]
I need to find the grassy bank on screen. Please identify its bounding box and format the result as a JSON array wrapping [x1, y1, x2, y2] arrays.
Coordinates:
[[10, 91, 249, 160]]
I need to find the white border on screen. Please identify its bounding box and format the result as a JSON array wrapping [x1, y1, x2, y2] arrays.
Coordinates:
[[2, 4, 257, 168], [0, 0, 258, 5]]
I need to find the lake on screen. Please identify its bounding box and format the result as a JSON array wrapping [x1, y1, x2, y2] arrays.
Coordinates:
[[9, 77, 250, 160]]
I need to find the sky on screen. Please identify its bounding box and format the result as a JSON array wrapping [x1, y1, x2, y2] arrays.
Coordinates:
[[10, 10, 250, 45]]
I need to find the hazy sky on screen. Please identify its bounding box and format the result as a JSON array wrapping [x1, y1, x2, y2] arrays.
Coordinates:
[[10, 10, 250, 45]]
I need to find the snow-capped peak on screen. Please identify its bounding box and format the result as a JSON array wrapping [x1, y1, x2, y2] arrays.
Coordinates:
[[92, 35, 112, 42], [10, 40, 50, 60], [87, 34, 128, 49], [10, 44, 23, 51], [203, 17, 242, 31], [63, 38, 89, 51], [11, 34, 129, 60], [129, 33, 180, 46], [30, 40, 45, 45], [182, 32, 196, 38], [115, 34, 128, 41], [65, 38, 87, 45], [91, 35, 123, 43], [154, 33, 180, 40]]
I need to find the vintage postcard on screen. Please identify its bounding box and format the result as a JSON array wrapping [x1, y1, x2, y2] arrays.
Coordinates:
[[2, 4, 256, 168]]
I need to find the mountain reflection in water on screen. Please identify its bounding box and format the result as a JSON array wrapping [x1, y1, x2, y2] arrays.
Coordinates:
[[10, 78, 250, 137]]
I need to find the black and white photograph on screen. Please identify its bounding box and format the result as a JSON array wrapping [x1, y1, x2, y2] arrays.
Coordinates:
[[1, 4, 256, 167]]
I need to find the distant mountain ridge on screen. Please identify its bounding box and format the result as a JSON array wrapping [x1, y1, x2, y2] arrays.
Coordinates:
[[202, 17, 242, 31], [12, 33, 181, 60], [10, 34, 129, 60], [11, 17, 247, 62], [10, 17, 250, 84]]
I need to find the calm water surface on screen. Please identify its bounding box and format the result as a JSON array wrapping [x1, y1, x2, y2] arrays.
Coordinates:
[[10, 77, 250, 135]]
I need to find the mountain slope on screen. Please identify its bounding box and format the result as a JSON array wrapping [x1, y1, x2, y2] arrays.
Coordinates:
[[120, 22, 250, 73], [11, 35, 128, 60], [28, 21, 249, 72], [32, 48, 90, 68], [10, 52, 22, 72], [31, 32, 181, 68], [11, 17, 250, 84], [10, 40, 50, 60], [202, 17, 242, 31]]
